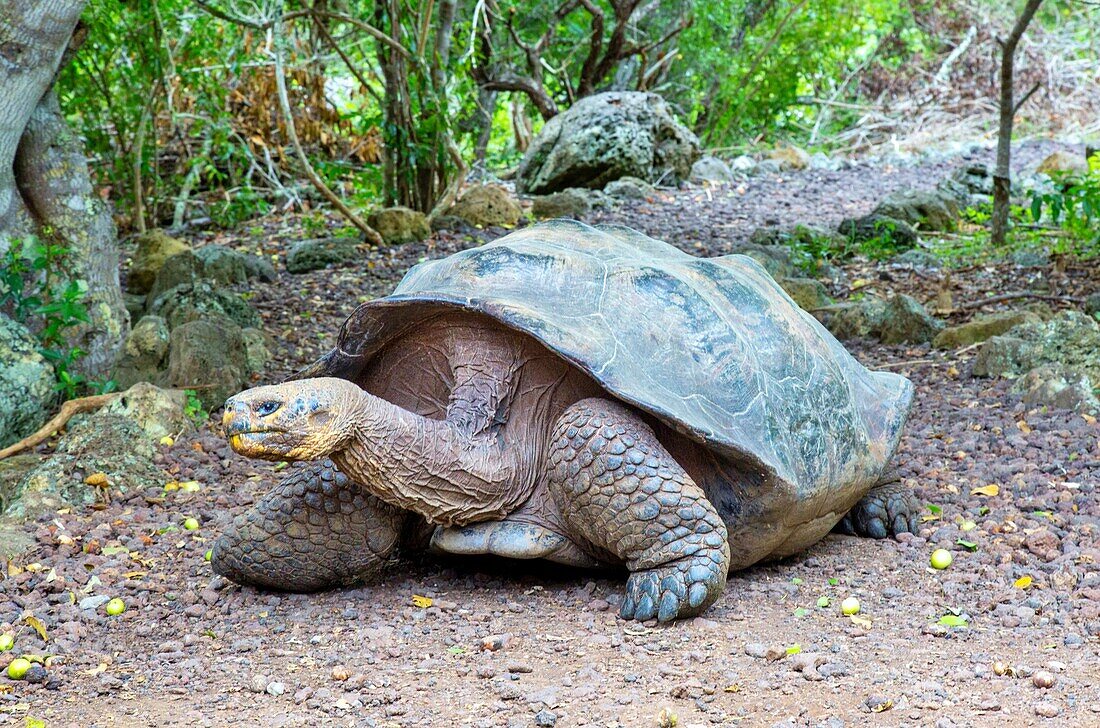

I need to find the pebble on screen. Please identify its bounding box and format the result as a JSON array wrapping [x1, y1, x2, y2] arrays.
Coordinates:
[[481, 633, 513, 651], [1034, 702, 1061, 717], [249, 674, 268, 694], [534, 709, 557, 727], [266, 681, 285, 696], [744, 643, 769, 659], [79, 595, 111, 611]]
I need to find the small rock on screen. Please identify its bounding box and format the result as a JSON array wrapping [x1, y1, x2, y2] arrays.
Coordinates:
[[79, 595, 111, 611], [1034, 701, 1061, 718], [534, 709, 558, 727], [249, 674, 268, 693], [266, 681, 285, 697], [367, 206, 430, 245], [481, 633, 513, 651], [744, 643, 769, 659], [1032, 670, 1056, 688]]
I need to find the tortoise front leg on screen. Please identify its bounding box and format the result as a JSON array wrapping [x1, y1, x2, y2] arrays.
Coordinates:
[[836, 480, 921, 539], [212, 460, 407, 591], [547, 398, 731, 622]]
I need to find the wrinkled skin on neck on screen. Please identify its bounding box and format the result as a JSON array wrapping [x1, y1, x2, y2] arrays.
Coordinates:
[[223, 377, 525, 526]]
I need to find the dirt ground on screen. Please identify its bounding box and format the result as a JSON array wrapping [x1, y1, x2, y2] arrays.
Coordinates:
[[2, 141, 1099, 727]]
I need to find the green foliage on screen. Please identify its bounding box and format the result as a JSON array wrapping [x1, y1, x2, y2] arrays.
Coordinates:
[[183, 389, 209, 426], [0, 237, 115, 399], [674, 0, 926, 144], [1028, 153, 1100, 250]]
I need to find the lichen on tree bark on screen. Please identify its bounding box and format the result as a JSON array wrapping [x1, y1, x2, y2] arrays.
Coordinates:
[[0, 0, 129, 377]]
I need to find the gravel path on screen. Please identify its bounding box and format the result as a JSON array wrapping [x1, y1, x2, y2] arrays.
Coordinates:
[[2, 142, 1097, 727]]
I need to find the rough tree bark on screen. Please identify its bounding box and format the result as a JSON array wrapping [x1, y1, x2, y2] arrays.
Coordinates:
[[0, 1, 129, 376], [991, 0, 1044, 247]]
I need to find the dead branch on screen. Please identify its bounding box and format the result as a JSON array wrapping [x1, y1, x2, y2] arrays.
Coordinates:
[[0, 393, 119, 460], [958, 292, 1083, 310], [271, 18, 382, 245]]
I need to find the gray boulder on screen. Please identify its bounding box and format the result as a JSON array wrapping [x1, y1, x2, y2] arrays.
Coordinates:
[[973, 311, 1100, 387], [101, 382, 194, 441], [1015, 366, 1099, 415], [5, 413, 165, 519], [112, 315, 171, 388], [1085, 293, 1100, 318], [932, 311, 1040, 350], [817, 294, 942, 344], [531, 189, 595, 219], [161, 314, 253, 409], [872, 189, 959, 232], [779, 278, 833, 311], [286, 237, 363, 273], [147, 251, 204, 303], [0, 315, 55, 449], [603, 176, 655, 200], [147, 280, 261, 331], [194, 245, 247, 286], [690, 156, 736, 185], [837, 213, 919, 250], [727, 242, 795, 278], [517, 92, 700, 194], [367, 206, 430, 245], [128, 230, 191, 295], [449, 185, 522, 228]]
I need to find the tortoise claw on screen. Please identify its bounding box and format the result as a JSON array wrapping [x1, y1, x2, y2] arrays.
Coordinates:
[[838, 481, 921, 539]]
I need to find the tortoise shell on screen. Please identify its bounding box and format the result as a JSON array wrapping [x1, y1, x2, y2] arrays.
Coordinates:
[[298, 220, 912, 505]]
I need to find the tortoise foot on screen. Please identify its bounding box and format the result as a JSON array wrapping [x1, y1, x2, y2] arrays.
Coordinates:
[[622, 553, 728, 622], [547, 398, 731, 623], [212, 460, 405, 591], [837, 481, 920, 539]]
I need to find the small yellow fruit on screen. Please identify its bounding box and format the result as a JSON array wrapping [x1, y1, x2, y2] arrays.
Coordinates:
[[840, 597, 861, 615], [183, 517, 200, 531], [159, 436, 174, 446], [930, 549, 953, 569], [0, 633, 13, 651], [105, 598, 126, 616], [6, 657, 31, 679]]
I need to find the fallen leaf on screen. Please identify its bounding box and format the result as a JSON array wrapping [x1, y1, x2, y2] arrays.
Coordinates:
[[1082, 413, 1097, 425], [23, 615, 48, 642], [84, 472, 108, 487], [956, 538, 978, 551], [83, 663, 108, 676], [971, 484, 1000, 497], [411, 595, 433, 608], [871, 699, 894, 713], [938, 614, 969, 628], [786, 644, 802, 655], [1014, 576, 1033, 589], [849, 614, 872, 629], [723, 683, 742, 693], [1016, 420, 1032, 434]]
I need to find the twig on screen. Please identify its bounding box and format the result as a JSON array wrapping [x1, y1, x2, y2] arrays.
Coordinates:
[[0, 393, 119, 460], [958, 292, 1083, 310], [1013, 81, 1043, 115], [876, 359, 935, 370]]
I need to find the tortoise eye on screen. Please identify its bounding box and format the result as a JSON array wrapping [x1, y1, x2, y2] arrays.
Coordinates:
[[255, 400, 281, 416]]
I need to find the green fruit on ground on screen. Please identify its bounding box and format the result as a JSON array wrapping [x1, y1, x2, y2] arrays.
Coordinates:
[[205, 549, 213, 561], [106, 597, 126, 616], [7, 657, 31, 679], [184, 517, 200, 530], [841, 597, 861, 615], [0, 634, 13, 651], [930, 548, 953, 569]]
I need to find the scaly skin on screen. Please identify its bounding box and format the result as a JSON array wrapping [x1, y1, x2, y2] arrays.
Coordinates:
[[211, 460, 407, 591], [547, 398, 731, 622], [836, 480, 921, 539]]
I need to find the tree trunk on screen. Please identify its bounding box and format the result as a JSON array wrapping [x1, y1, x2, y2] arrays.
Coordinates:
[[991, 0, 1044, 247], [1, 1, 128, 377]]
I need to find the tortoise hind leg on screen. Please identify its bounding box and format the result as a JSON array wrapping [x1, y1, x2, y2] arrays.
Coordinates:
[[836, 480, 921, 539], [547, 398, 731, 622], [212, 460, 407, 591]]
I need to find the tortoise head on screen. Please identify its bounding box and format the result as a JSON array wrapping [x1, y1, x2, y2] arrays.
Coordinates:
[[222, 377, 364, 461]]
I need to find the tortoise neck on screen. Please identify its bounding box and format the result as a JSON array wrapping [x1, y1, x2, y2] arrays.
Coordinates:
[[331, 391, 524, 527]]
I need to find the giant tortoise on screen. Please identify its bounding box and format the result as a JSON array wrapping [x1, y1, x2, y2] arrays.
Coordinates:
[[214, 220, 917, 622]]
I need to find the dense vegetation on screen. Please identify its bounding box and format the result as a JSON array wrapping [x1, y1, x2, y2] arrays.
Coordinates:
[[57, 1, 1098, 229]]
